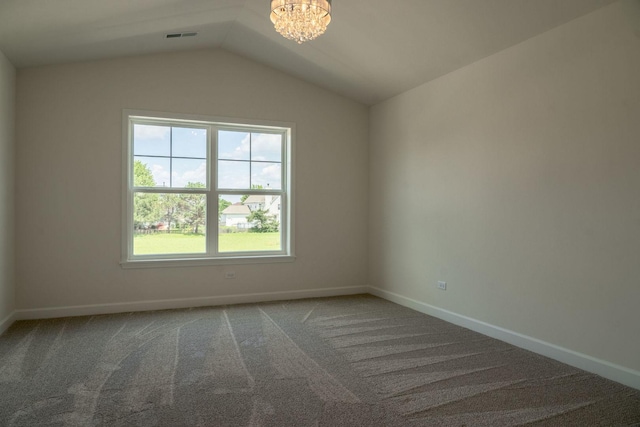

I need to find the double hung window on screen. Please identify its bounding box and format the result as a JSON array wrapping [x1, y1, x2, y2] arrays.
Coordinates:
[[122, 111, 293, 267]]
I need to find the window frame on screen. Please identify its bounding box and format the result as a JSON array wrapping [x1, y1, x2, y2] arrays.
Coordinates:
[[121, 109, 295, 268]]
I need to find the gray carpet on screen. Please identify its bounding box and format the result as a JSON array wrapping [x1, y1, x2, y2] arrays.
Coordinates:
[[0, 294, 639, 426]]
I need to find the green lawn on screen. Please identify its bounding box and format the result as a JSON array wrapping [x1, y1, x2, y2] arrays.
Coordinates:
[[219, 232, 281, 252], [133, 232, 281, 255]]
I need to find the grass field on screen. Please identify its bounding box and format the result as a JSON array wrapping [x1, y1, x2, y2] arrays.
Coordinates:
[[133, 232, 281, 255]]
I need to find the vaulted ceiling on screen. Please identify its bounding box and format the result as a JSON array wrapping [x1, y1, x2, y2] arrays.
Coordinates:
[[0, 0, 617, 105]]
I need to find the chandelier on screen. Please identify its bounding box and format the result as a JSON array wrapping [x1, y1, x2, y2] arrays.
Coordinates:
[[270, 0, 332, 44]]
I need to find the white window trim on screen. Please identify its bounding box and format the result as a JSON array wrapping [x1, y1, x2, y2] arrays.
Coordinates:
[[120, 109, 295, 268]]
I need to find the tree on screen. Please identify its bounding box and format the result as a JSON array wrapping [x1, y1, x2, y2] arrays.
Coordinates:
[[176, 182, 206, 234], [133, 161, 160, 227], [134, 160, 155, 187], [219, 198, 231, 221], [159, 193, 180, 233], [247, 209, 279, 233], [240, 184, 264, 203]]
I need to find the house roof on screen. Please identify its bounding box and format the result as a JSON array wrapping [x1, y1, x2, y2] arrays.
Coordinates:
[[0, 0, 616, 105], [222, 203, 250, 215], [243, 195, 265, 204]]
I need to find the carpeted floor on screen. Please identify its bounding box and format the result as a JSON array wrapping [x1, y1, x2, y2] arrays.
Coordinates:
[[0, 294, 639, 426]]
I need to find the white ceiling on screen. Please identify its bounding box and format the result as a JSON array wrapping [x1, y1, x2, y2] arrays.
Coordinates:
[[0, 0, 617, 105]]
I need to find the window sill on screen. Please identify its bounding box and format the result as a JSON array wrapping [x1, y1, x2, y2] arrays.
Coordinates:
[[120, 255, 296, 269]]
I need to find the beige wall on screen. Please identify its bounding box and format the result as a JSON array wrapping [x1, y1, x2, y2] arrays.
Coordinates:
[[0, 50, 16, 325], [370, 0, 640, 372], [16, 49, 368, 310]]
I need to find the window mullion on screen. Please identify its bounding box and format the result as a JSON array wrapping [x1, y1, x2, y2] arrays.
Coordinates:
[[132, 189, 206, 195], [210, 125, 218, 257], [169, 126, 173, 188]]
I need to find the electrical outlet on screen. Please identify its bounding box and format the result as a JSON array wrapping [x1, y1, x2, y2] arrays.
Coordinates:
[[437, 281, 447, 290], [225, 272, 236, 279]]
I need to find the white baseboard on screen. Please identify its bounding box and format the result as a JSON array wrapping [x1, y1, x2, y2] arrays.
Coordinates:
[[14, 286, 369, 321], [369, 286, 640, 391], [0, 311, 16, 336]]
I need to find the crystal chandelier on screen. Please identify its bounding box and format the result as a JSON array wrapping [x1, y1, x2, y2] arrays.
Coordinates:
[[270, 0, 332, 44]]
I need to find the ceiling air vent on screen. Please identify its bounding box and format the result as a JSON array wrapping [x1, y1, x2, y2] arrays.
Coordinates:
[[165, 32, 198, 39]]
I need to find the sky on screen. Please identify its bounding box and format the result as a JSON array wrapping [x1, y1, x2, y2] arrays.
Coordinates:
[[133, 124, 283, 190]]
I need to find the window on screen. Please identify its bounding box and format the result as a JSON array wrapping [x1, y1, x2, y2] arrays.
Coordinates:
[[122, 110, 294, 267]]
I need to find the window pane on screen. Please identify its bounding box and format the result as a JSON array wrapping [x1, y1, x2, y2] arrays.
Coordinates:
[[218, 160, 250, 189], [219, 130, 250, 160], [251, 133, 282, 162], [172, 127, 207, 158], [172, 158, 207, 188], [218, 195, 281, 252], [133, 124, 170, 156], [134, 156, 170, 188], [133, 192, 206, 255], [251, 162, 281, 190]]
